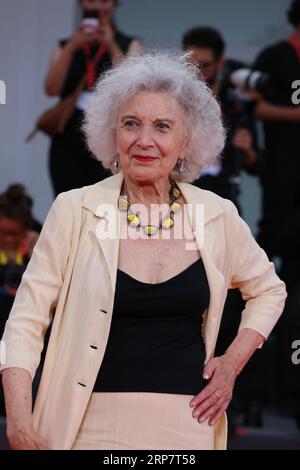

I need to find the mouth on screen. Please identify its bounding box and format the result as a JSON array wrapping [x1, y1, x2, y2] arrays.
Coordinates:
[[133, 155, 159, 164]]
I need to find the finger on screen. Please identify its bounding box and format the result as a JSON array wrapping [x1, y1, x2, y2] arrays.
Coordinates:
[[38, 441, 49, 450], [196, 399, 224, 424], [32, 439, 41, 450], [192, 392, 219, 419], [189, 383, 216, 408], [202, 358, 219, 381], [82, 31, 98, 40], [208, 404, 228, 426]]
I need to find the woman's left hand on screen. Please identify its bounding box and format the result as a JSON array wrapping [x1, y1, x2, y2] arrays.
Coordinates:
[[94, 22, 115, 46], [232, 128, 253, 153], [189, 355, 239, 426]]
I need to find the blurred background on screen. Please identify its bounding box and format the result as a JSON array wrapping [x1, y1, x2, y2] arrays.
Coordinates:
[[0, 0, 291, 224]]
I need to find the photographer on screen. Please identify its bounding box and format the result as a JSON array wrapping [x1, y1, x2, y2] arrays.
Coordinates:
[[44, 0, 143, 196], [253, 0, 300, 428], [0, 184, 40, 416], [0, 185, 39, 335], [182, 27, 260, 213], [253, 0, 300, 279]]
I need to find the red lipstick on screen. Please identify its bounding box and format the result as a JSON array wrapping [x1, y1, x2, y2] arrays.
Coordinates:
[[133, 155, 158, 163]]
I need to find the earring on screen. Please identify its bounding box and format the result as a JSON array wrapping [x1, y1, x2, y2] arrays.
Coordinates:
[[177, 159, 185, 174], [112, 155, 120, 171]]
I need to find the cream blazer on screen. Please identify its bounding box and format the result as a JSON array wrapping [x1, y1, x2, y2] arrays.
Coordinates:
[[0, 171, 287, 450]]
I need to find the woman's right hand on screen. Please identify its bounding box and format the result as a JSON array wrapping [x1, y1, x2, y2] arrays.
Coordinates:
[[7, 421, 49, 450], [2, 369, 48, 449], [69, 25, 101, 52]]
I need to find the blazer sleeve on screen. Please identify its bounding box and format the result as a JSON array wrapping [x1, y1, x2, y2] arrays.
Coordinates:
[[228, 202, 287, 341], [0, 192, 76, 379]]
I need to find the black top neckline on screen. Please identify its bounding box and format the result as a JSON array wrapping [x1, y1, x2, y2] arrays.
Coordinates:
[[117, 257, 203, 287]]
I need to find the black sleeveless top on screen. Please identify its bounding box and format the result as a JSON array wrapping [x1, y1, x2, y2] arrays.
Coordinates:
[[59, 31, 135, 98], [93, 258, 210, 395]]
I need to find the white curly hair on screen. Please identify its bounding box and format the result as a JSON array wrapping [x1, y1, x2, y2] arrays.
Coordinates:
[[83, 52, 225, 183]]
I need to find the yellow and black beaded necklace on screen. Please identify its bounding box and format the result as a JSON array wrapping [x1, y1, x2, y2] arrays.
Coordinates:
[[118, 180, 182, 237]]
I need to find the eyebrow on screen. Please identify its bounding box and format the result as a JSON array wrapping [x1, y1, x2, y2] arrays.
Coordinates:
[[120, 115, 176, 125]]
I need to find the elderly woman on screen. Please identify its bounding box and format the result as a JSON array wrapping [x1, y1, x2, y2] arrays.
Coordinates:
[[1, 54, 286, 450]]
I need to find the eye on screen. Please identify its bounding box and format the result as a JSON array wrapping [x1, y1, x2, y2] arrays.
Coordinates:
[[156, 122, 170, 131], [123, 119, 139, 129]]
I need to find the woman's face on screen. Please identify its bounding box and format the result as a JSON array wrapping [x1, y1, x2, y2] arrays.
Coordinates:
[[116, 91, 187, 184], [0, 217, 26, 252], [80, 0, 116, 18]]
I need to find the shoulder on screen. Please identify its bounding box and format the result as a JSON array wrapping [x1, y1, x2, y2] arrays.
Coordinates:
[[259, 41, 288, 55], [49, 185, 95, 221], [181, 184, 258, 259], [54, 184, 91, 206], [115, 30, 141, 49], [254, 41, 288, 67], [179, 183, 247, 261]]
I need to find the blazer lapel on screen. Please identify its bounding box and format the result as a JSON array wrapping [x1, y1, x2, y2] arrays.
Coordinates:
[[199, 227, 226, 360], [82, 171, 124, 291]]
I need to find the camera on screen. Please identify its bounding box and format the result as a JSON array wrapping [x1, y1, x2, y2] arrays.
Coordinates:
[[221, 59, 273, 96], [82, 9, 100, 33]]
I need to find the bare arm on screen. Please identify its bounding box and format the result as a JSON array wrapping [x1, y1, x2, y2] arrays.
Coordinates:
[[223, 328, 264, 374], [44, 43, 76, 97], [2, 368, 48, 449], [44, 27, 103, 96], [255, 99, 300, 123]]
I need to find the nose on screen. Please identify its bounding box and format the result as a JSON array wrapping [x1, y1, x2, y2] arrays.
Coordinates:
[[136, 125, 155, 149]]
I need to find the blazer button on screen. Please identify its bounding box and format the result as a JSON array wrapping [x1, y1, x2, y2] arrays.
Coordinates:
[[98, 308, 107, 314], [98, 308, 108, 319], [77, 382, 87, 388]]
